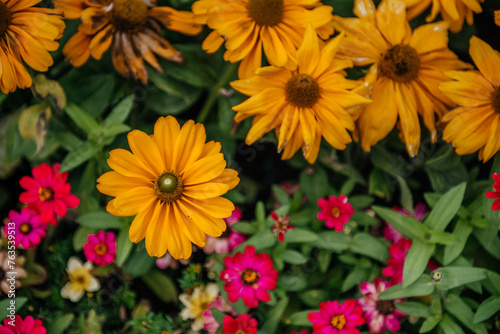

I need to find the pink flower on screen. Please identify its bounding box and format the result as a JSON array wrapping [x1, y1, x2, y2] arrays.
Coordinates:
[[317, 195, 354, 232], [4, 208, 47, 249], [83, 230, 117, 266], [308, 299, 365, 334], [0, 315, 46, 334], [203, 296, 237, 334], [357, 278, 406, 333], [156, 251, 190, 270], [19, 163, 80, 224], [485, 173, 500, 210], [270, 212, 294, 242], [381, 238, 412, 285], [220, 245, 278, 308], [222, 314, 258, 334], [204, 207, 246, 254], [384, 204, 428, 243]]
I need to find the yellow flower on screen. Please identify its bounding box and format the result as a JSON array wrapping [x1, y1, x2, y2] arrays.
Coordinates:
[[179, 283, 219, 331], [0, 0, 65, 94], [495, 10, 500, 27], [192, 0, 334, 78], [97, 116, 239, 259], [230, 25, 370, 163], [404, 0, 483, 33], [53, 0, 202, 84], [332, 0, 470, 157], [440, 36, 500, 162], [61, 257, 100, 302]]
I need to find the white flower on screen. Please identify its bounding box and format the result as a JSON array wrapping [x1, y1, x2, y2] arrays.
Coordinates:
[[179, 283, 219, 331], [60, 257, 100, 302]]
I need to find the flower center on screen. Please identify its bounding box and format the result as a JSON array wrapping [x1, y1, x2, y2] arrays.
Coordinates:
[[376, 300, 395, 315], [154, 172, 184, 203], [94, 243, 108, 256], [330, 314, 346, 330], [19, 223, 32, 235], [235, 331, 245, 334], [39, 188, 54, 201], [247, 0, 284, 26], [0, 1, 11, 36], [285, 74, 321, 108], [70, 268, 91, 288], [492, 86, 500, 114], [241, 269, 259, 285], [331, 207, 340, 218], [379, 44, 421, 83], [111, 0, 148, 33]]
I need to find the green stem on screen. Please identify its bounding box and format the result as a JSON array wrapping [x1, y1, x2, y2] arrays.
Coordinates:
[[197, 62, 239, 124]]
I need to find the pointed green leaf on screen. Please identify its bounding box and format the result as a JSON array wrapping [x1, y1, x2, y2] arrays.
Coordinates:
[[288, 310, 313, 327], [0, 298, 27, 321], [123, 247, 156, 276], [285, 229, 318, 243], [141, 269, 178, 303], [379, 275, 434, 300], [403, 239, 435, 288], [486, 270, 500, 294], [423, 182, 466, 231], [434, 267, 487, 291], [280, 249, 308, 265], [76, 211, 125, 229], [420, 314, 442, 333], [437, 314, 465, 334], [60, 140, 101, 172], [46, 313, 75, 334], [116, 227, 134, 267], [350, 233, 389, 263], [443, 219, 473, 265], [235, 229, 276, 252], [103, 95, 134, 126], [427, 230, 460, 245], [315, 231, 350, 253], [64, 103, 100, 136], [473, 295, 500, 323], [395, 301, 432, 319], [341, 265, 367, 292], [473, 225, 500, 260], [396, 175, 414, 214], [73, 226, 97, 251], [372, 206, 427, 240], [259, 297, 289, 334], [444, 294, 488, 334]]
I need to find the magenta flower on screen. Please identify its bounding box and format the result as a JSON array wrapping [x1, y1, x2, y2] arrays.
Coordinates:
[[485, 173, 500, 210], [19, 163, 80, 224], [220, 245, 278, 308], [270, 212, 294, 242], [83, 230, 117, 266], [308, 299, 365, 334], [0, 315, 46, 334], [317, 195, 354, 232], [203, 296, 237, 334], [384, 203, 428, 243], [382, 238, 412, 285], [204, 207, 246, 254], [357, 278, 406, 333], [222, 314, 258, 334], [4, 208, 47, 249]]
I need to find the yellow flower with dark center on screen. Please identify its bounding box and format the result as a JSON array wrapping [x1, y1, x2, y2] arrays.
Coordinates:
[[332, 0, 470, 157], [440, 36, 500, 162], [0, 0, 65, 94], [53, 0, 202, 84], [404, 0, 483, 33], [192, 0, 334, 78], [230, 25, 370, 163], [97, 116, 240, 259]]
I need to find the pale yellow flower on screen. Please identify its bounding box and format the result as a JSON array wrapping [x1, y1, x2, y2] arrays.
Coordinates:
[[60, 257, 100, 302], [179, 283, 219, 331]]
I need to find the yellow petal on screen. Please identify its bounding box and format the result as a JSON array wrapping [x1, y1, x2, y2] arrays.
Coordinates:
[[127, 130, 165, 176], [112, 187, 157, 216], [173, 121, 206, 173], [129, 197, 157, 243], [469, 36, 500, 86], [107, 148, 155, 180], [182, 153, 226, 185], [153, 116, 180, 171], [183, 182, 231, 199], [296, 24, 320, 74], [395, 83, 420, 157], [96, 171, 152, 197], [375, 0, 409, 45]]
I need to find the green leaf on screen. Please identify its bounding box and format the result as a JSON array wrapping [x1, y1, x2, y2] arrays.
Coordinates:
[[350, 233, 389, 263], [76, 211, 125, 229], [73, 226, 97, 251], [288, 310, 313, 327], [444, 294, 488, 334], [46, 313, 75, 334], [272, 184, 290, 205], [299, 290, 327, 308], [423, 182, 466, 232], [341, 265, 367, 292], [231, 222, 258, 235], [123, 247, 156, 276], [427, 230, 460, 245], [211, 308, 226, 327], [64, 104, 100, 136], [146, 76, 201, 116], [317, 249, 331, 273], [60, 140, 101, 172], [395, 301, 432, 319], [0, 297, 27, 321], [369, 168, 392, 199], [277, 274, 307, 291], [443, 219, 474, 265], [473, 225, 500, 260], [141, 269, 178, 303], [101, 123, 131, 140], [235, 229, 276, 252], [280, 249, 308, 265], [372, 206, 427, 240], [351, 211, 378, 226], [103, 95, 134, 126], [379, 275, 434, 300], [259, 296, 288, 334], [315, 231, 350, 253], [403, 239, 435, 288], [420, 314, 442, 333], [396, 175, 414, 213], [486, 270, 500, 294], [438, 314, 466, 334], [255, 201, 266, 225], [473, 295, 500, 323], [285, 229, 318, 243], [300, 166, 329, 204], [349, 195, 374, 209], [116, 227, 134, 267], [434, 267, 487, 291]]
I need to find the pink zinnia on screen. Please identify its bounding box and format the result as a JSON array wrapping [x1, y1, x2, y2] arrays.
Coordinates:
[[308, 299, 365, 334], [382, 238, 412, 285], [204, 207, 246, 254], [4, 208, 47, 249], [0, 315, 46, 334], [203, 296, 237, 334], [270, 212, 294, 242], [384, 203, 428, 243], [83, 230, 117, 266], [220, 245, 278, 308], [317, 195, 354, 232], [357, 278, 406, 333], [222, 314, 258, 334], [19, 163, 80, 224], [485, 173, 500, 210]]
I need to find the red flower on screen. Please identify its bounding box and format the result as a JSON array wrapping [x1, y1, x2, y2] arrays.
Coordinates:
[[19, 163, 79, 224], [222, 314, 258, 334], [0, 315, 46, 334], [308, 299, 365, 334], [270, 212, 294, 242], [381, 238, 412, 285], [485, 173, 500, 210], [317, 195, 354, 232], [220, 245, 278, 308], [83, 230, 117, 266]]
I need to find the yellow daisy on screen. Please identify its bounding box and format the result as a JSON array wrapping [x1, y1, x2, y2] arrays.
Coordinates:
[[332, 0, 469, 157], [192, 0, 334, 78], [0, 0, 64, 93], [97, 116, 240, 259], [440, 36, 500, 162], [53, 0, 202, 84], [230, 25, 371, 164], [404, 0, 483, 33]]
